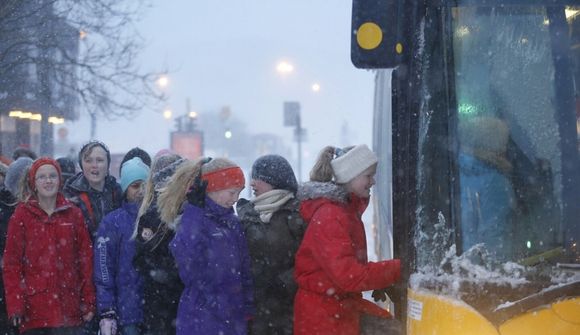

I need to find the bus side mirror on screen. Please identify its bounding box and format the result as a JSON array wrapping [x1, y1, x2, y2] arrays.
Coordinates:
[[351, 0, 404, 69]]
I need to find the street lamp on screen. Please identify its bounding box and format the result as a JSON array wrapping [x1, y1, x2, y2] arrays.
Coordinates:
[[157, 75, 169, 89], [276, 61, 294, 75], [311, 83, 321, 92]]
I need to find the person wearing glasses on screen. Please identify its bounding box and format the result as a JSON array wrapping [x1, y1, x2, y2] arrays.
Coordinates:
[[2, 157, 95, 334]]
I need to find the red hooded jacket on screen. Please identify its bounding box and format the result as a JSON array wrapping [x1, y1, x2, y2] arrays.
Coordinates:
[[294, 182, 400, 335], [2, 193, 95, 333]]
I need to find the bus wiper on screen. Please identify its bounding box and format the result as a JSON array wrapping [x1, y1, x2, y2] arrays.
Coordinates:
[[557, 263, 580, 270], [518, 247, 564, 267]]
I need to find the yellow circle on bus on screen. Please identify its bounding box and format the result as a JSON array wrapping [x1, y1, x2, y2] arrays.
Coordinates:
[[396, 43, 403, 54], [357, 22, 383, 50]]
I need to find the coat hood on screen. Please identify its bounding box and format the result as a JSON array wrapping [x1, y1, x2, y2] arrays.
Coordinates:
[[297, 181, 369, 223], [297, 182, 347, 223]]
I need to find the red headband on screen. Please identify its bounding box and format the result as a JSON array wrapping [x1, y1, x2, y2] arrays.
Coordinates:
[[202, 167, 245, 192]]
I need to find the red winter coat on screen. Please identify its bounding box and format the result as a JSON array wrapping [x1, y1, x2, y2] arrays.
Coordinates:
[[294, 182, 400, 335], [2, 194, 95, 333]]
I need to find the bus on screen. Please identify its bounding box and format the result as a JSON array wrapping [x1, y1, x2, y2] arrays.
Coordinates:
[[351, 1, 580, 334]]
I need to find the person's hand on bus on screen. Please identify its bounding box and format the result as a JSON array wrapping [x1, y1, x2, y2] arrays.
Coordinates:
[[372, 288, 389, 302]]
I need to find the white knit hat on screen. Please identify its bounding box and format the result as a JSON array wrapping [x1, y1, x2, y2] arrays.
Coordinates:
[[331, 144, 378, 183]]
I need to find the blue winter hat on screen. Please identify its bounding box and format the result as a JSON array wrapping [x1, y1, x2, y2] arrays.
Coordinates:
[[251, 154, 298, 193], [120, 157, 150, 193]]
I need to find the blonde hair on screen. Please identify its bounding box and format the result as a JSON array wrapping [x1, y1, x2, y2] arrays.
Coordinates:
[[132, 153, 182, 239], [16, 166, 33, 203], [158, 157, 241, 230], [309, 145, 354, 183]]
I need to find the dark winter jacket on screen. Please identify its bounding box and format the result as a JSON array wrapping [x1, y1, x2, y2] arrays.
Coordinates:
[[0, 188, 16, 335], [170, 198, 254, 335], [293, 182, 400, 335], [237, 195, 305, 335], [63, 172, 123, 239], [133, 203, 182, 335], [3, 194, 95, 333], [94, 201, 143, 326]]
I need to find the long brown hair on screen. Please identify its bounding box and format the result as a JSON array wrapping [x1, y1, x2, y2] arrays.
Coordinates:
[[132, 153, 182, 239]]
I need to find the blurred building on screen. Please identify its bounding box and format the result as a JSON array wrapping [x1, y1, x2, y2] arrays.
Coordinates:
[[0, 1, 79, 158]]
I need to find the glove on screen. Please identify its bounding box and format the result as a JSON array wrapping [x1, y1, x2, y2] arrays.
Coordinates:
[[99, 318, 117, 335], [372, 288, 388, 302], [99, 310, 117, 335], [187, 174, 208, 207], [9, 314, 22, 327]]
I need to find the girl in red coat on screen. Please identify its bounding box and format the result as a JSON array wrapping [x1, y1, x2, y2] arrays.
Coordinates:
[[294, 144, 401, 335], [3, 158, 95, 334]]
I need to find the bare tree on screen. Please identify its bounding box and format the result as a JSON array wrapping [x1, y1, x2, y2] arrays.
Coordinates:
[[0, 0, 164, 152]]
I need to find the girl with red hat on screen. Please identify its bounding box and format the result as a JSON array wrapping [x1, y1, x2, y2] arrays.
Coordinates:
[[2, 157, 95, 334]]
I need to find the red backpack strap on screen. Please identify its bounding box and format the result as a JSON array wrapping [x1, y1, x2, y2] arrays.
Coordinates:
[[79, 192, 95, 226]]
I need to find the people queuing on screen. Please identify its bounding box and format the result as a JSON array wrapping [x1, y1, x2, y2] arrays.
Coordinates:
[[236, 154, 305, 335], [0, 142, 401, 335], [293, 144, 401, 335], [93, 157, 150, 335], [3, 158, 95, 334], [159, 157, 254, 335], [132, 153, 185, 335]]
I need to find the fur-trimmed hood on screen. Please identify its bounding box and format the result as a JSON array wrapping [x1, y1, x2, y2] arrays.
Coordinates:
[[297, 181, 369, 224], [297, 181, 348, 203]]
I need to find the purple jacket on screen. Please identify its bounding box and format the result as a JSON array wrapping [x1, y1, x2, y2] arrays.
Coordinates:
[[170, 197, 254, 335]]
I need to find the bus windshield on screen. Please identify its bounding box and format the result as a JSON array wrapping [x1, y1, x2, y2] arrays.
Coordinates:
[[452, 5, 580, 262]]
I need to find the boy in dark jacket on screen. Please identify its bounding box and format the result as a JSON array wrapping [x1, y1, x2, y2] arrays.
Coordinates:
[[94, 157, 150, 335], [237, 154, 305, 335]]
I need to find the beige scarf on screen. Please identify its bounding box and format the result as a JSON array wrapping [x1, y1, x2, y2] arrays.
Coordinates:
[[250, 189, 294, 223]]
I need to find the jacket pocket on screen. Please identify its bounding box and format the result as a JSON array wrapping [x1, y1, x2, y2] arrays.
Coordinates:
[[25, 278, 51, 321]]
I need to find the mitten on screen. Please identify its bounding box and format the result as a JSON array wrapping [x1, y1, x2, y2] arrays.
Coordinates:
[[9, 314, 22, 327], [99, 310, 118, 335], [371, 288, 388, 302]]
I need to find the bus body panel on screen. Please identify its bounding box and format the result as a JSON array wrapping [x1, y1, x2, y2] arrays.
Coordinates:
[[407, 289, 498, 335], [408, 290, 580, 335], [499, 298, 580, 335]]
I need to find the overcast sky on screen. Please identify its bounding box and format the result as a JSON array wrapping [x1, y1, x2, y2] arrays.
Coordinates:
[[63, 0, 375, 178]]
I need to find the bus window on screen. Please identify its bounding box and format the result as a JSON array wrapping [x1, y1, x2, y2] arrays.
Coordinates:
[[453, 6, 579, 261]]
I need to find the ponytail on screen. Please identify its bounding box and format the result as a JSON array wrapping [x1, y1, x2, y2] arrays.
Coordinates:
[[309, 146, 336, 182]]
